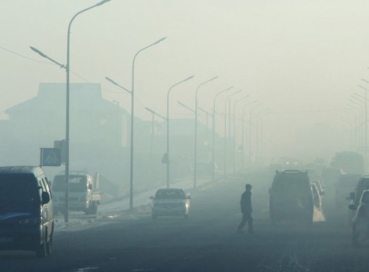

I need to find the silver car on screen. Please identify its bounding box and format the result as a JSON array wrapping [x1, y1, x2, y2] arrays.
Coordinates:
[[150, 188, 191, 220], [350, 189, 369, 247]]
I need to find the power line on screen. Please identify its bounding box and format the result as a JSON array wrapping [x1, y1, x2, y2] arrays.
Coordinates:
[[0, 45, 52, 65], [1, 45, 158, 116]]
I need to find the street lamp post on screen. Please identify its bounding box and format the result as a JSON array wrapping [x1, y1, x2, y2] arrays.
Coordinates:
[[231, 95, 249, 173], [347, 105, 362, 152], [194, 77, 218, 188], [211, 86, 234, 182], [348, 101, 364, 154], [223, 90, 241, 179], [345, 108, 360, 152], [241, 100, 258, 169], [255, 109, 271, 166], [129, 37, 166, 210], [166, 76, 194, 188], [248, 103, 262, 169], [198, 107, 211, 141], [31, 0, 111, 223], [358, 83, 369, 173], [178, 101, 195, 113], [105, 76, 132, 94], [145, 107, 166, 159]]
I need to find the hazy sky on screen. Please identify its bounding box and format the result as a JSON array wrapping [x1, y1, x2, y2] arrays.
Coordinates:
[[2, 0, 369, 160]]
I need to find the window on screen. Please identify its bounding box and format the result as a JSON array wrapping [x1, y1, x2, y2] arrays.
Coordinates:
[[155, 190, 186, 199], [0, 174, 39, 203]]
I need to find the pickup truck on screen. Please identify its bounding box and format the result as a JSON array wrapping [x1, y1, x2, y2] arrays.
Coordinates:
[[51, 171, 101, 215]]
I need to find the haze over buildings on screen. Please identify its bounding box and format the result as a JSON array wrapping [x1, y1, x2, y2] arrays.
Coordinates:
[[1, 1, 368, 164]]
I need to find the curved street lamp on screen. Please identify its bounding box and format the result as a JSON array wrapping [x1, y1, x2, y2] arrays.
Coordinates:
[[248, 102, 262, 168], [241, 100, 258, 169], [255, 109, 271, 165], [231, 95, 250, 173], [194, 76, 218, 188], [166, 75, 194, 188], [223, 90, 241, 178], [105, 76, 131, 94], [211, 86, 234, 182], [64, 0, 111, 223], [129, 37, 166, 210], [145, 107, 165, 160]]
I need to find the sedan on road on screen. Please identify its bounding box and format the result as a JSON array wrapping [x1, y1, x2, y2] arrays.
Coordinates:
[[150, 188, 191, 220]]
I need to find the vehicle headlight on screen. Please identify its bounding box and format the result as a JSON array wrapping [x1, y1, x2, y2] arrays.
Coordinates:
[[18, 217, 41, 225]]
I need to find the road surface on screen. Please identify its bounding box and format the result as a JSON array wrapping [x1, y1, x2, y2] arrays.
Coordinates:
[[0, 172, 366, 272]]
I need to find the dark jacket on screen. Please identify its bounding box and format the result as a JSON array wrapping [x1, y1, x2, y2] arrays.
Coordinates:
[[240, 191, 252, 214]]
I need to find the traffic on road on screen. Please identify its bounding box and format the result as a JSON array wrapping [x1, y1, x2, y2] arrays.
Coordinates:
[[0, 157, 369, 271]]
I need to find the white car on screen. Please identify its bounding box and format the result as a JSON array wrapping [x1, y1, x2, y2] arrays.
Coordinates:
[[311, 183, 322, 210], [350, 189, 369, 247], [150, 188, 191, 220]]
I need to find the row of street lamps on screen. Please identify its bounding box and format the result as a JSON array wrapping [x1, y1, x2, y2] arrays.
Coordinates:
[[344, 79, 369, 171], [166, 76, 195, 188], [31, 0, 271, 218]]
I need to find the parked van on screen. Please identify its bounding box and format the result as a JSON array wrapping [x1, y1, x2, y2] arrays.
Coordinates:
[[269, 170, 314, 225], [0, 166, 54, 257], [52, 171, 100, 215]]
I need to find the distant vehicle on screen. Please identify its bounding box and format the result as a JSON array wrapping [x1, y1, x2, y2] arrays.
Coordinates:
[[335, 174, 361, 208], [314, 158, 327, 174], [307, 169, 320, 179], [268, 164, 284, 174], [348, 176, 369, 208], [331, 151, 364, 175], [311, 183, 322, 210], [305, 163, 317, 171], [0, 166, 54, 258], [321, 167, 344, 186], [269, 170, 314, 225], [52, 171, 100, 215], [349, 190, 369, 247], [150, 188, 191, 220], [310, 179, 325, 197]]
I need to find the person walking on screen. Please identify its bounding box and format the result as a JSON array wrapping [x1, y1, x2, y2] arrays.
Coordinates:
[[237, 183, 254, 234]]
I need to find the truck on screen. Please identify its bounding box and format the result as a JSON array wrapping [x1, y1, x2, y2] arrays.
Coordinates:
[[51, 171, 101, 215]]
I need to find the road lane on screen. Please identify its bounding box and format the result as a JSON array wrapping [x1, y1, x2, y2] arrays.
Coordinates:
[[0, 172, 367, 272]]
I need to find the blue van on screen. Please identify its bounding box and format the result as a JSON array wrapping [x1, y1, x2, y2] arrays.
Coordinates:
[[0, 166, 54, 257]]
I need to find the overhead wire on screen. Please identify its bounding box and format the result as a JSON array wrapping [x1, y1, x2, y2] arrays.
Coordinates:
[[0, 44, 157, 117]]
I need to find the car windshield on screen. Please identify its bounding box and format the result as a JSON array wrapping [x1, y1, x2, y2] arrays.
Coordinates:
[[0, 173, 40, 203], [53, 175, 87, 192], [155, 190, 186, 199]]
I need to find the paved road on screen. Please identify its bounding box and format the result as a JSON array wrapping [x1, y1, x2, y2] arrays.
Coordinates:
[[0, 172, 367, 272]]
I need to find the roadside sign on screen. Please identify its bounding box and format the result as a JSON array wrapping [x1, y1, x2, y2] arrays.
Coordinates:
[[40, 148, 61, 166]]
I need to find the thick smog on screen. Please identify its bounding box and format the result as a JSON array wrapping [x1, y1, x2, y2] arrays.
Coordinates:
[[1, 1, 369, 272]]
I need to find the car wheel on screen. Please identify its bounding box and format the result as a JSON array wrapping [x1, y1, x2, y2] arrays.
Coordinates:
[[46, 230, 53, 256], [36, 232, 48, 258]]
